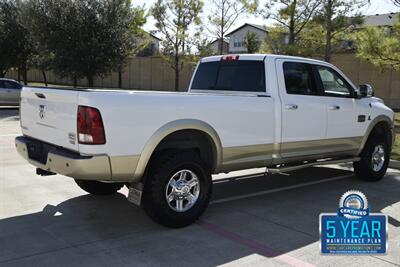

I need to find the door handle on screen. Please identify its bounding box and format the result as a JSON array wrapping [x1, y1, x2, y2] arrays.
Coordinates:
[[329, 105, 340, 110], [285, 104, 298, 110]]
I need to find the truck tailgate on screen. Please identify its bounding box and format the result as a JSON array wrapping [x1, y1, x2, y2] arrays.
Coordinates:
[[20, 87, 79, 151]]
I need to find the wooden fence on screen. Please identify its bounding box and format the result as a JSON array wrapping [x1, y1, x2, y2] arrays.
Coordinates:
[[330, 54, 400, 109], [6, 56, 196, 92], [5, 54, 400, 108]]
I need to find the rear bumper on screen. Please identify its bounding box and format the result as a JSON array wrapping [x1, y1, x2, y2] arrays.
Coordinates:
[[15, 136, 112, 181]]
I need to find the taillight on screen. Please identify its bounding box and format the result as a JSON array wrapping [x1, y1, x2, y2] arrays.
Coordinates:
[[77, 106, 106, 145]]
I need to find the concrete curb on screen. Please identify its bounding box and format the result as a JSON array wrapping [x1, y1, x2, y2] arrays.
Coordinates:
[[389, 159, 400, 169]]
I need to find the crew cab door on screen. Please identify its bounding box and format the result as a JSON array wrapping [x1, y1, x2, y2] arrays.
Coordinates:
[[313, 65, 365, 153], [276, 60, 327, 159]]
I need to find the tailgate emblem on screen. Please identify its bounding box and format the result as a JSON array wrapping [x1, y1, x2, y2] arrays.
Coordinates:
[[39, 105, 45, 119]]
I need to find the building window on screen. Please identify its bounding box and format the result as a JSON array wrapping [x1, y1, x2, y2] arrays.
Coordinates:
[[234, 41, 242, 47]]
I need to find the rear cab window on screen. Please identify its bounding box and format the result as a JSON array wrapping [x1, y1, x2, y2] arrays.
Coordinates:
[[191, 59, 266, 93]]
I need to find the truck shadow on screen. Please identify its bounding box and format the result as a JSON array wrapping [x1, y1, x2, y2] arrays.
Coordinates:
[[1, 167, 400, 266]]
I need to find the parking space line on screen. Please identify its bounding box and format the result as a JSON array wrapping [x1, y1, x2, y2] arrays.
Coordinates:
[[211, 174, 353, 204], [198, 220, 316, 267]]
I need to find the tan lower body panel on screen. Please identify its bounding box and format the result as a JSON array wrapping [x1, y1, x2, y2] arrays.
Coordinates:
[[16, 134, 364, 183], [110, 155, 140, 182], [221, 144, 274, 172], [110, 137, 363, 182], [114, 137, 363, 181], [279, 136, 363, 159], [220, 137, 363, 173]]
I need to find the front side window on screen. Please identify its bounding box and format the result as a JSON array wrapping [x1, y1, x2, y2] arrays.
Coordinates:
[[191, 60, 265, 92], [316, 66, 353, 97], [283, 62, 319, 95]]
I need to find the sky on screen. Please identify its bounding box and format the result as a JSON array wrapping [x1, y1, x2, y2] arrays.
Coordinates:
[[133, 0, 400, 39]]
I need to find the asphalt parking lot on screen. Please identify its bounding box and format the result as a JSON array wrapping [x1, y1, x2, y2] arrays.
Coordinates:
[[1, 107, 400, 267]]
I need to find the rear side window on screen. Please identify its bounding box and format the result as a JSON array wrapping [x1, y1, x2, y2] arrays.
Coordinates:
[[4, 81, 21, 89], [283, 62, 319, 96], [191, 60, 265, 92]]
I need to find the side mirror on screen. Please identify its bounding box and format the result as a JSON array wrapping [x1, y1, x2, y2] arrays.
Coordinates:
[[359, 84, 374, 98]]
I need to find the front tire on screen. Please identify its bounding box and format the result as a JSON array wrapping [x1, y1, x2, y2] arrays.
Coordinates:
[[354, 135, 390, 182], [75, 180, 124, 195], [142, 152, 212, 228]]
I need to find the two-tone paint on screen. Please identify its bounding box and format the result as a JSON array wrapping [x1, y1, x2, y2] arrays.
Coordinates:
[[16, 54, 394, 183]]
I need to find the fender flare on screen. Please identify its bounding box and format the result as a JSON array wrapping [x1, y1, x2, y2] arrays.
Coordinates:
[[357, 115, 394, 155], [132, 119, 223, 180]]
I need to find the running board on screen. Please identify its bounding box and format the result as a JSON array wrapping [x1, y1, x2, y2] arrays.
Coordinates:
[[267, 157, 360, 174]]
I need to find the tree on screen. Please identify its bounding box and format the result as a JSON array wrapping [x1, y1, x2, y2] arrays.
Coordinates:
[[261, 22, 327, 56], [196, 40, 213, 57], [29, 0, 146, 87], [193, 31, 214, 58], [29, 48, 53, 86], [263, 0, 321, 49], [207, 0, 258, 55], [315, 0, 367, 62], [23, 0, 52, 86], [0, 0, 34, 82], [243, 32, 261, 53], [152, 0, 203, 91], [0, 1, 17, 77], [356, 17, 400, 71]]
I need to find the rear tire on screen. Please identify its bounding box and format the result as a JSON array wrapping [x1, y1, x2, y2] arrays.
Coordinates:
[[142, 151, 212, 228], [75, 180, 124, 195], [354, 135, 389, 182]]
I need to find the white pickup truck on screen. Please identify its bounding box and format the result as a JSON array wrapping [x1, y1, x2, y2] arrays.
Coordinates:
[[16, 54, 394, 227]]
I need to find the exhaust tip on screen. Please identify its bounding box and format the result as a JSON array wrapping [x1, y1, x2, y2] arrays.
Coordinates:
[[36, 168, 56, 176]]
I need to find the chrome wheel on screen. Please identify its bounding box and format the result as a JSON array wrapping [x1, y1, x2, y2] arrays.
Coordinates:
[[165, 170, 200, 212], [371, 145, 385, 172]]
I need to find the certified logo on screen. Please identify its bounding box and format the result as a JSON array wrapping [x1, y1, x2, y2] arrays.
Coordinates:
[[39, 105, 45, 119], [320, 190, 387, 254], [338, 190, 369, 219]]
